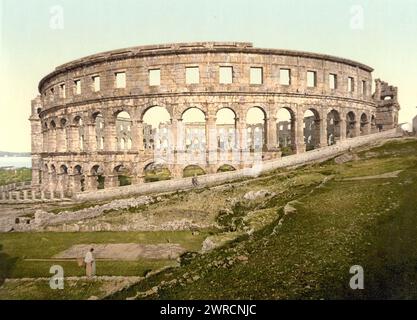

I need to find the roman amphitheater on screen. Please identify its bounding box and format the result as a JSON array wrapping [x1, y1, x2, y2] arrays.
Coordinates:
[[3, 42, 402, 201]]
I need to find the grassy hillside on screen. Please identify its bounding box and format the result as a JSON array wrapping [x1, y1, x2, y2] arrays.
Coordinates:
[[109, 138, 417, 300]]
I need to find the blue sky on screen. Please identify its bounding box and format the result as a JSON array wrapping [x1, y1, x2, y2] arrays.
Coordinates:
[[1, 0, 416, 151]]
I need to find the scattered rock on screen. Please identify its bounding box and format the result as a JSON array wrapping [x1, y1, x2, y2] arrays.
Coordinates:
[[243, 190, 276, 201], [236, 255, 248, 262]]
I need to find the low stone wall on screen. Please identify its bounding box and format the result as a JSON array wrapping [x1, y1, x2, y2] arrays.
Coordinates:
[[0, 188, 68, 204], [74, 129, 402, 203], [0, 181, 32, 192]]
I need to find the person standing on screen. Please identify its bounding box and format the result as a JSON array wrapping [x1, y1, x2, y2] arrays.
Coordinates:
[[84, 248, 96, 277]]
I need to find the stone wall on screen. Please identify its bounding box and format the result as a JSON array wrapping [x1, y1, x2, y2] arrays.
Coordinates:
[[73, 128, 402, 202], [31, 42, 397, 198]]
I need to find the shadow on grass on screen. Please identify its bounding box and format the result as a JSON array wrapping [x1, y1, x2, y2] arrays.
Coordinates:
[[0, 244, 18, 286]]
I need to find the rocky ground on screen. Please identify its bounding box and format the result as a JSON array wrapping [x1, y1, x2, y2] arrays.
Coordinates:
[[1, 137, 416, 300], [108, 138, 417, 300]]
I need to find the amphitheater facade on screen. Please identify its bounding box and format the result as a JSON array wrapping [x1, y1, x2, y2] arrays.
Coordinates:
[[29, 42, 400, 197]]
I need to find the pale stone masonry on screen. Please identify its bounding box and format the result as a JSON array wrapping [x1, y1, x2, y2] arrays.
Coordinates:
[[29, 42, 400, 197]]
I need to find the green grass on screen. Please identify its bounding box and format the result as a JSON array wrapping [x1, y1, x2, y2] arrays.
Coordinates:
[[0, 168, 31, 186], [108, 138, 417, 300], [0, 231, 209, 279], [0, 279, 109, 300], [144, 168, 171, 183], [183, 166, 206, 178]]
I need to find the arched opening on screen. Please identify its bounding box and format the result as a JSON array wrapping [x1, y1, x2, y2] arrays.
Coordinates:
[[346, 111, 356, 138], [49, 120, 57, 152], [60, 165, 68, 175], [304, 109, 320, 151], [371, 115, 377, 133], [49, 164, 57, 196], [246, 107, 266, 152], [277, 107, 295, 156], [183, 165, 206, 178], [142, 106, 171, 150], [74, 165, 85, 192], [217, 164, 236, 173], [60, 119, 68, 151], [58, 165, 69, 195], [91, 165, 105, 190], [116, 111, 132, 151], [114, 165, 132, 186], [143, 161, 171, 183], [43, 164, 49, 184], [327, 110, 341, 146], [360, 113, 368, 136], [216, 108, 236, 151], [182, 107, 206, 152], [73, 116, 84, 152], [93, 112, 104, 151]]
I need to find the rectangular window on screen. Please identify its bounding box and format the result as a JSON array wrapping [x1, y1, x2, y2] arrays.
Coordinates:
[[59, 84, 66, 98], [115, 72, 126, 88], [348, 77, 355, 92], [250, 67, 263, 85], [362, 80, 367, 96], [92, 76, 100, 92], [280, 69, 291, 85], [74, 80, 81, 95], [219, 66, 233, 84], [307, 71, 317, 88], [149, 69, 161, 86], [186, 67, 199, 84], [329, 74, 337, 90]]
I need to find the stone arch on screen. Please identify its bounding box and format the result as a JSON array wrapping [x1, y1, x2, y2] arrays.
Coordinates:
[[72, 164, 85, 193], [327, 109, 341, 145], [91, 112, 105, 150], [60, 164, 68, 174], [115, 111, 133, 151], [217, 164, 237, 173], [89, 164, 105, 190], [73, 115, 83, 125], [142, 106, 171, 150], [303, 108, 321, 151], [346, 111, 357, 138], [276, 106, 296, 155], [183, 164, 206, 178], [246, 106, 267, 151], [59, 118, 69, 152], [216, 107, 237, 151], [60, 118, 68, 128], [360, 113, 369, 136], [72, 115, 84, 151], [179, 105, 207, 120], [182, 107, 207, 152], [371, 114, 377, 133], [143, 160, 171, 183], [73, 164, 83, 175], [141, 105, 172, 122], [113, 164, 132, 186]]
